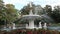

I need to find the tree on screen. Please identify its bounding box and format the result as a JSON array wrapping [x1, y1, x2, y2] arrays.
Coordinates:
[[44, 5, 52, 16], [0, 0, 19, 25], [0, 0, 4, 7], [51, 6, 60, 23], [5, 4, 19, 24], [0, 0, 6, 25], [34, 5, 44, 15]]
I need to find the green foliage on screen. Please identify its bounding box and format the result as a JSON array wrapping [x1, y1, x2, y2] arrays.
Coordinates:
[[51, 6, 60, 23], [5, 4, 19, 23], [0, 0, 19, 25]]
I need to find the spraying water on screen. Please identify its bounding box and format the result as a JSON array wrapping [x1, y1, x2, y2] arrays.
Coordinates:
[[39, 22, 42, 28], [43, 23, 47, 30], [12, 23, 16, 29]]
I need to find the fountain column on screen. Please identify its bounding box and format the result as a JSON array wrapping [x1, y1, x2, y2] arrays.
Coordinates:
[[29, 20, 34, 29]]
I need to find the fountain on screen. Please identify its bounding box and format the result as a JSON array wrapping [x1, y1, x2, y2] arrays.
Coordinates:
[[21, 2, 42, 29], [13, 2, 48, 29]]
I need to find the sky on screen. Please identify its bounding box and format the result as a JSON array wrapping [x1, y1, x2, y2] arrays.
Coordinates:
[[3, 0, 60, 10]]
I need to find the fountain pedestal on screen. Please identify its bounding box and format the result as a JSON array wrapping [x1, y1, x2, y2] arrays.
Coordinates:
[[29, 20, 34, 29], [22, 2, 43, 29]]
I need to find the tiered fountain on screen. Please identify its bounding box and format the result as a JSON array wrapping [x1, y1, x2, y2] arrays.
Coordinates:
[[20, 2, 47, 29]]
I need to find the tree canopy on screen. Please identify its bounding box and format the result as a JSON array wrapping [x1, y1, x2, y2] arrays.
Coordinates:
[[0, 0, 19, 25]]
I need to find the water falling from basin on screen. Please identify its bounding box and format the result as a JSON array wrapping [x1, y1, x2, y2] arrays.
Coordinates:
[[12, 23, 16, 29], [39, 22, 42, 28], [43, 23, 47, 30]]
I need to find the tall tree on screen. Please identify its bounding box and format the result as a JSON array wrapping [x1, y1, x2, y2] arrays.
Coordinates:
[[34, 5, 44, 15], [5, 4, 19, 24], [0, 0, 6, 25], [44, 5, 52, 16], [52, 6, 60, 23]]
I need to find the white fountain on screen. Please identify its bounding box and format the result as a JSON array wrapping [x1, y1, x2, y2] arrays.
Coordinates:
[[22, 2, 42, 29], [21, 2, 47, 29]]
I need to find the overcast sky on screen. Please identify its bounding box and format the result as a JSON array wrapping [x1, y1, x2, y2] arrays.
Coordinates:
[[3, 0, 60, 10]]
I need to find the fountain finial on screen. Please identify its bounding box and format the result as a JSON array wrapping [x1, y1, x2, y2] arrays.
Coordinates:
[[30, 2, 33, 7], [29, 2, 33, 15]]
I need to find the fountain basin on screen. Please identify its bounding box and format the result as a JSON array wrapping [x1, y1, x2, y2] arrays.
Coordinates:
[[22, 15, 41, 20]]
